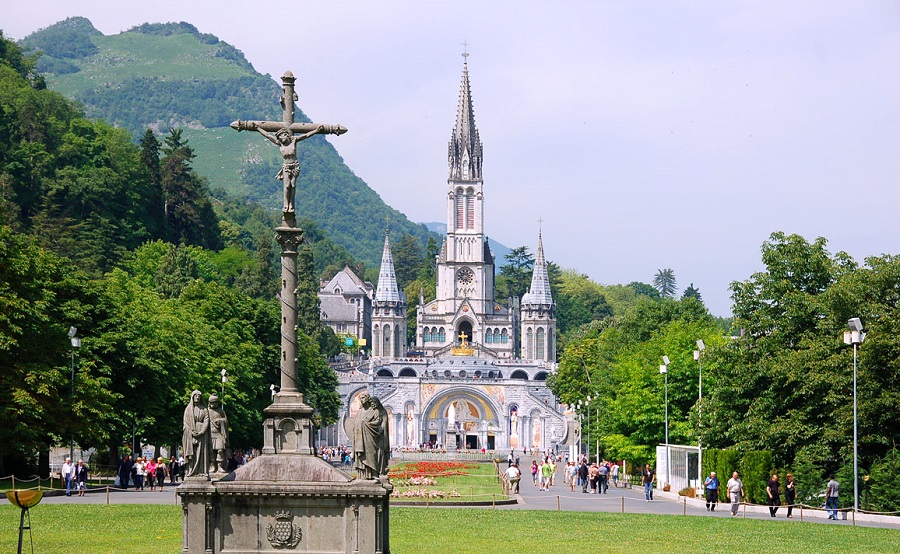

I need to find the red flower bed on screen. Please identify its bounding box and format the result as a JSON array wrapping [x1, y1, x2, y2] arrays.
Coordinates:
[[388, 461, 476, 479]]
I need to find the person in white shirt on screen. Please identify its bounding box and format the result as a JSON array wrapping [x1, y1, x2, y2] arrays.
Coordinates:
[[61, 458, 75, 497], [505, 463, 521, 494]]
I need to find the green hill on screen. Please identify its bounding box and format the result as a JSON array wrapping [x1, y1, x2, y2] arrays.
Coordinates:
[[20, 17, 434, 269]]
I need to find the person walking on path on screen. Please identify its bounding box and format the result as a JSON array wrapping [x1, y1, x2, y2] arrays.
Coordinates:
[[704, 471, 719, 511], [611, 462, 619, 488], [642, 464, 655, 501], [61, 458, 75, 497], [74, 460, 88, 497], [531, 460, 539, 487], [785, 473, 797, 518], [155, 457, 167, 491], [766, 473, 781, 517], [726, 471, 744, 516], [579, 460, 589, 493], [826, 475, 840, 520], [505, 463, 521, 494]]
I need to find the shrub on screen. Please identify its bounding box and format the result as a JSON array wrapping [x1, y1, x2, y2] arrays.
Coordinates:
[[678, 487, 696, 498], [740, 450, 773, 505]]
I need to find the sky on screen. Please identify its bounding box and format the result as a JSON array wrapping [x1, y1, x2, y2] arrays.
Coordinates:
[[5, 1, 899, 316]]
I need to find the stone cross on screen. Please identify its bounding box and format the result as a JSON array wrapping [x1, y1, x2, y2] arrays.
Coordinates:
[[231, 71, 347, 227]]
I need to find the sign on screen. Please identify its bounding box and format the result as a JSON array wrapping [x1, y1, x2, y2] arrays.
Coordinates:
[[344, 337, 355, 346], [358, 339, 367, 346]]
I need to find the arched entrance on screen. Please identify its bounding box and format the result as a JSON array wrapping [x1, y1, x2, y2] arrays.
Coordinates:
[[424, 389, 499, 451], [456, 320, 473, 344]]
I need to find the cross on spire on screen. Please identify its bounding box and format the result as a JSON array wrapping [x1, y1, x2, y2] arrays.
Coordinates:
[[461, 40, 470, 60]]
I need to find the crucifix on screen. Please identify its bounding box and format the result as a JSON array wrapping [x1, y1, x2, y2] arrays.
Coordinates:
[[230, 72, 345, 454], [231, 70, 347, 227]]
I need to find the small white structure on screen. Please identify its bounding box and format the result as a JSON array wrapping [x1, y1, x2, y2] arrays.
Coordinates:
[[656, 444, 700, 493]]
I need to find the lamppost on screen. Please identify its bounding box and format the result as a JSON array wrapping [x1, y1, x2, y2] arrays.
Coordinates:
[[660, 355, 670, 489], [844, 318, 866, 514], [585, 395, 591, 462], [68, 327, 81, 463], [694, 339, 705, 488], [220, 368, 228, 398]]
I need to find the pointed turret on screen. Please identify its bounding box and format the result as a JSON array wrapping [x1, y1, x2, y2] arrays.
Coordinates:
[[448, 58, 483, 181], [372, 230, 407, 359], [522, 231, 553, 306], [520, 228, 556, 362], [375, 231, 401, 303]]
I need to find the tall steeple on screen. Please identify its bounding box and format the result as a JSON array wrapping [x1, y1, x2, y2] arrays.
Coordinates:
[[522, 230, 553, 306], [375, 231, 401, 303], [448, 56, 483, 182]]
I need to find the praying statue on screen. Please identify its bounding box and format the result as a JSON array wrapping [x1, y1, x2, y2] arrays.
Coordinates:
[[208, 394, 229, 475], [353, 393, 390, 480], [182, 390, 210, 478]]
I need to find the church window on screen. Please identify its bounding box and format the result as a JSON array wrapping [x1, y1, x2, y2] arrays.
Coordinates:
[[485, 329, 493, 344], [455, 189, 465, 229], [526, 327, 534, 360], [536, 327, 546, 360], [383, 325, 392, 356], [424, 328, 432, 342], [439, 327, 446, 342], [501, 328, 508, 343], [373, 325, 381, 356], [466, 189, 475, 229]]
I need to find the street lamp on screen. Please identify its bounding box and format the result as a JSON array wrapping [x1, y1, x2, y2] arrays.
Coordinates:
[[694, 339, 705, 488], [220, 368, 228, 398], [844, 317, 866, 514], [660, 355, 670, 489], [68, 327, 81, 463], [586, 395, 591, 462]]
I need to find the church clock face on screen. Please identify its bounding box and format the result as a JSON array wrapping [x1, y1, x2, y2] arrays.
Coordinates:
[[457, 267, 474, 285]]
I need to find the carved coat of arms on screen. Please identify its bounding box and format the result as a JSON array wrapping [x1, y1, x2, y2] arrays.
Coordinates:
[[266, 510, 302, 548]]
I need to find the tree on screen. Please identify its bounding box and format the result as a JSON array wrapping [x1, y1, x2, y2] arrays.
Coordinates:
[[653, 268, 677, 298], [682, 283, 703, 303], [391, 233, 424, 289], [498, 246, 534, 300], [160, 128, 221, 249]]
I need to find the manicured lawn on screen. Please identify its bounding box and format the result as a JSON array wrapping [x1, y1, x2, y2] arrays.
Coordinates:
[[389, 461, 508, 502], [1, 504, 897, 553]]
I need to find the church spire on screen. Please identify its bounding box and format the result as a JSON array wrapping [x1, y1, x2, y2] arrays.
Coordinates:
[[448, 54, 483, 181], [375, 231, 401, 303], [523, 229, 553, 306]]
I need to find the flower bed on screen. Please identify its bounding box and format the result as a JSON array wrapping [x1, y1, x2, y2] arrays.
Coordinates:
[[388, 461, 476, 480]]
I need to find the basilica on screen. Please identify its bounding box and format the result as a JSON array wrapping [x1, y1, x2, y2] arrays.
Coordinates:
[[322, 57, 570, 454]]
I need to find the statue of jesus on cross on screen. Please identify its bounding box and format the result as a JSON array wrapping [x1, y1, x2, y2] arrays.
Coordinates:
[[231, 71, 347, 226]]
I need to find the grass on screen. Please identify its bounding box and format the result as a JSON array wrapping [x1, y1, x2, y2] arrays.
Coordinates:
[[389, 461, 508, 502], [1, 504, 897, 553]]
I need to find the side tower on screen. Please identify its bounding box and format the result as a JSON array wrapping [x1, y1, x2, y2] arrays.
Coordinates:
[[520, 230, 557, 361], [372, 231, 407, 359]]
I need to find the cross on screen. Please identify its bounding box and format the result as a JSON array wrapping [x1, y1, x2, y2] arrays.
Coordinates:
[[231, 71, 347, 227], [458, 331, 469, 346], [537, 217, 544, 232], [461, 40, 470, 59]]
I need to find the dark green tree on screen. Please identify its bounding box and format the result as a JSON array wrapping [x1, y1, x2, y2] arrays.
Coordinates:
[[498, 246, 534, 300], [160, 128, 222, 249], [682, 283, 703, 302]]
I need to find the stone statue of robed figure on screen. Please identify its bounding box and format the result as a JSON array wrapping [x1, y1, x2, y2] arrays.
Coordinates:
[[352, 393, 390, 480]]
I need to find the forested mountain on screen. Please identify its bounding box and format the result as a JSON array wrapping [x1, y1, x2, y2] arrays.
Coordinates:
[[0, 31, 340, 475], [20, 17, 435, 270]]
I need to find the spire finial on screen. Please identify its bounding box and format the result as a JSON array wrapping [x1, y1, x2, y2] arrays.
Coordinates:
[[461, 39, 470, 61]]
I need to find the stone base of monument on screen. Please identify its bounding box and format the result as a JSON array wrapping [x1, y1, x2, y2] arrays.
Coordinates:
[[179, 454, 391, 553]]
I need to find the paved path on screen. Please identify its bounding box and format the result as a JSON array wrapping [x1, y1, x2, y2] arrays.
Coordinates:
[[36, 474, 899, 530], [504, 475, 899, 529]]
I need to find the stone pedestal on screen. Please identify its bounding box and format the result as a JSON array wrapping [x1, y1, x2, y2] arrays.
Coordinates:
[[180, 392, 392, 554], [179, 455, 390, 554]]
